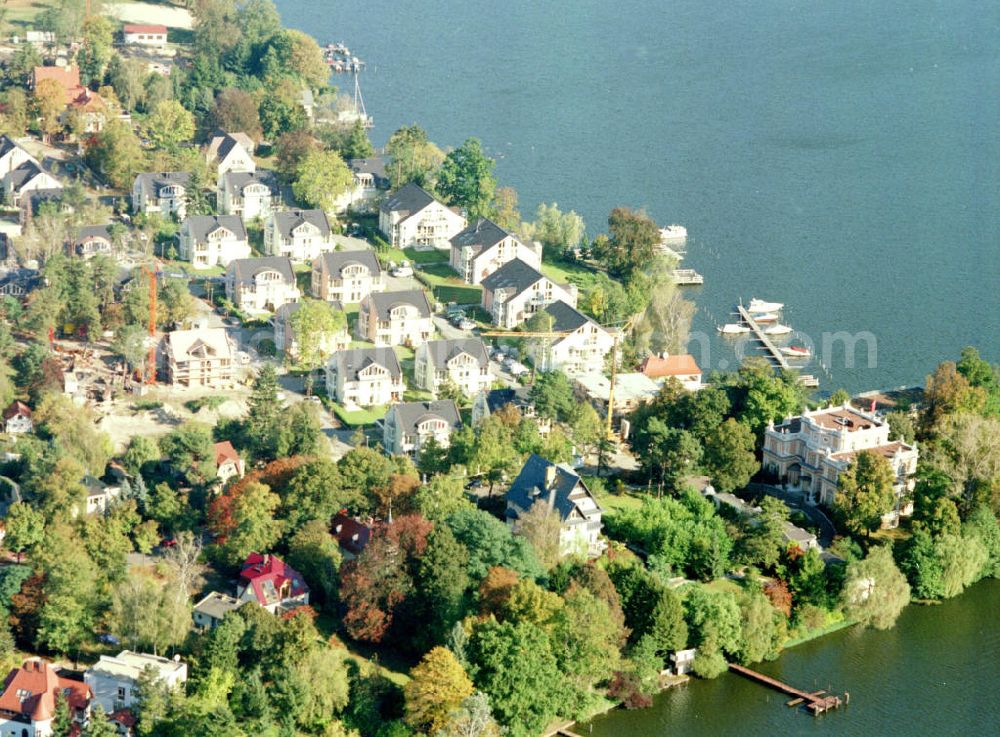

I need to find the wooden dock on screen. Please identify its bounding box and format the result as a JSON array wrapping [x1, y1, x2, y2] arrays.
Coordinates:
[[672, 268, 704, 285], [729, 663, 845, 716], [736, 305, 790, 370]]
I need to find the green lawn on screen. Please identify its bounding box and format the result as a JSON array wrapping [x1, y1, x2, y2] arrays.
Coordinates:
[[540, 259, 599, 289], [403, 247, 450, 264], [595, 490, 646, 515], [330, 403, 387, 426], [416, 263, 482, 305], [6, 0, 58, 26]]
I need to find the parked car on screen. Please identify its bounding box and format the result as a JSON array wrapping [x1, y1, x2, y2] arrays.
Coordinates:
[[391, 261, 413, 277], [458, 318, 476, 330]]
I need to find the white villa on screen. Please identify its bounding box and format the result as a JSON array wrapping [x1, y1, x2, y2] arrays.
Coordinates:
[[179, 215, 251, 269], [85, 651, 187, 713], [266, 209, 334, 261], [382, 400, 462, 457], [217, 170, 280, 221], [480, 258, 578, 329], [325, 347, 406, 408], [762, 403, 919, 527], [132, 171, 191, 219], [161, 327, 237, 387], [413, 338, 492, 397], [224, 256, 300, 314], [311, 250, 384, 304], [526, 300, 616, 375], [449, 218, 542, 285], [378, 182, 466, 250], [356, 289, 434, 347]]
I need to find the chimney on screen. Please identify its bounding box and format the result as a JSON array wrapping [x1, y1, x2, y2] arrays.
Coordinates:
[[544, 464, 556, 489]]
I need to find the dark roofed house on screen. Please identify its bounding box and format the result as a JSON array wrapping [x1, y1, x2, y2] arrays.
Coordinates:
[[3, 159, 61, 206], [206, 131, 256, 176], [132, 171, 192, 219], [0, 268, 42, 299], [527, 300, 617, 375], [273, 299, 349, 359], [335, 156, 390, 212], [331, 512, 373, 558], [312, 249, 383, 303], [237, 552, 310, 614], [378, 182, 466, 249], [383, 399, 462, 457], [325, 347, 405, 408], [414, 338, 492, 397], [218, 170, 280, 220], [179, 214, 251, 269], [505, 454, 605, 558], [224, 255, 300, 313], [449, 217, 542, 284], [3, 400, 33, 434], [480, 258, 577, 328], [74, 224, 113, 258], [357, 288, 434, 347], [267, 208, 334, 261]]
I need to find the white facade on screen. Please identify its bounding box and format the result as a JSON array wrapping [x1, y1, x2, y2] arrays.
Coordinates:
[[85, 651, 187, 714], [265, 211, 334, 262], [217, 174, 279, 221], [450, 230, 542, 285], [312, 251, 383, 304], [762, 403, 919, 527], [413, 340, 492, 397], [123, 26, 168, 46], [4, 166, 61, 207], [225, 260, 300, 315], [529, 320, 616, 376], [132, 173, 189, 219], [482, 271, 578, 329], [179, 218, 251, 269], [273, 304, 350, 360], [379, 185, 466, 250], [162, 327, 237, 387], [357, 292, 434, 347], [325, 350, 406, 408], [382, 401, 461, 457]]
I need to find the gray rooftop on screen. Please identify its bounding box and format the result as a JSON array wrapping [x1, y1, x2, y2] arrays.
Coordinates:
[[540, 300, 592, 334], [135, 171, 191, 193], [227, 256, 295, 286], [365, 289, 432, 321], [480, 258, 545, 296], [483, 386, 533, 415], [76, 224, 111, 242], [332, 346, 402, 381], [194, 591, 244, 620], [184, 214, 247, 242], [506, 454, 602, 524], [316, 249, 381, 280], [7, 160, 47, 190], [349, 157, 389, 186], [450, 218, 511, 253], [389, 399, 462, 434], [223, 169, 278, 194], [421, 338, 489, 370], [275, 299, 344, 322], [273, 208, 331, 239], [380, 181, 436, 216]]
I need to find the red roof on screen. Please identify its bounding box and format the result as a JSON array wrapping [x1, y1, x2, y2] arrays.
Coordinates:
[[3, 400, 31, 420], [214, 440, 240, 466], [110, 708, 138, 727], [640, 354, 702, 379], [123, 24, 168, 34], [0, 659, 90, 722], [239, 553, 309, 606], [32, 65, 80, 92]]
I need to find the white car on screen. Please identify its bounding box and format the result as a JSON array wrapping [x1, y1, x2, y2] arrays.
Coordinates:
[[391, 261, 413, 278]]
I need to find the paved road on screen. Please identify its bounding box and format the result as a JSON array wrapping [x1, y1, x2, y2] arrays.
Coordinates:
[[748, 483, 838, 548]]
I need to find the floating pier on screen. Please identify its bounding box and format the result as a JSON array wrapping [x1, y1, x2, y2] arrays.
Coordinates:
[[672, 268, 704, 285], [736, 304, 791, 370], [729, 663, 845, 716]]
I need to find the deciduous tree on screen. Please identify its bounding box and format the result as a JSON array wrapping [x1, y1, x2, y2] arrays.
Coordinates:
[[437, 137, 497, 221], [404, 647, 474, 734], [834, 450, 896, 538], [292, 149, 354, 213], [841, 546, 910, 629]]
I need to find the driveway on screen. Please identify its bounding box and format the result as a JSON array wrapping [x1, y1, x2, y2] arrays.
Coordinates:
[[747, 483, 838, 548]]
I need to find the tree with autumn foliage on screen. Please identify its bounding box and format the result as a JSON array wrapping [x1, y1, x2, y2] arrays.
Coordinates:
[[339, 515, 433, 642], [404, 646, 474, 733]]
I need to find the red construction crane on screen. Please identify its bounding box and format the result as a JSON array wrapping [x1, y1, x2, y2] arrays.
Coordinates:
[[141, 263, 159, 384]]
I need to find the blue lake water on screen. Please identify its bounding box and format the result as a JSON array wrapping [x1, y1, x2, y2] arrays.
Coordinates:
[[275, 0, 999, 391]]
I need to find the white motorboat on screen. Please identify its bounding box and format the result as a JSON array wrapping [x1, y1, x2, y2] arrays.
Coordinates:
[[749, 298, 784, 313], [764, 324, 793, 336], [751, 312, 780, 323], [781, 345, 812, 358], [659, 225, 688, 243], [718, 323, 750, 335]]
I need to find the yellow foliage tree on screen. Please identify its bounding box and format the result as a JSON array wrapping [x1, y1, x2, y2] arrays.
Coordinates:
[[404, 646, 474, 734]]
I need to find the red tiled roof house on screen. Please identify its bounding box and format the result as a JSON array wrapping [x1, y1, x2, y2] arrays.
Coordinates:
[[237, 553, 310, 614], [123, 24, 168, 47], [3, 400, 33, 435], [0, 659, 91, 735], [213, 441, 245, 484]]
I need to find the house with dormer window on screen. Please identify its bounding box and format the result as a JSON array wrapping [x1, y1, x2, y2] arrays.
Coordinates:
[[357, 289, 433, 347], [413, 338, 492, 397], [449, 218, 542, 285], [383, 400, 462, 457], [179, 215, 251, 269], [480, 259, 577, 329], [162, 327, 237, 387], [311, 249, 383, 303], [206, 131, 256, 178], [266, 209, 334, 261], [217, 170, 280, 221], [3, 160, 61, 207], [505, 454, 605, 558], [526, 300, 616, 376], [224, 256, 300, 314], [325, 347, 405, 408], [0, 659, 91, 737], [237, 553, 310, 614], [378, 182, 466, 250], [132, 171, 191, 219], [3, 401, 33, 435]]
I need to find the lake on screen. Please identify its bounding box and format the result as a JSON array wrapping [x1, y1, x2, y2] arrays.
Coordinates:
[[276, 0, 999, 394]]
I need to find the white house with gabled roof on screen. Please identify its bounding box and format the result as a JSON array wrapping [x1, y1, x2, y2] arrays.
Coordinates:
[[414, 338, 492, 397], [480, 258, 577, 329], [179, 215, 251, 269], [266, 209, 334, 261], [325, 347, 406, 408], [378, 182, 466, 250], [449, 217, 541, 284]]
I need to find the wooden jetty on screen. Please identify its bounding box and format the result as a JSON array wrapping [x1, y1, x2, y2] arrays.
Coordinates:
[[672, 268, 704, 285], [542, 720, 584, 737], [736, 305, 791, 370], [729, 663, 844, 716]]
